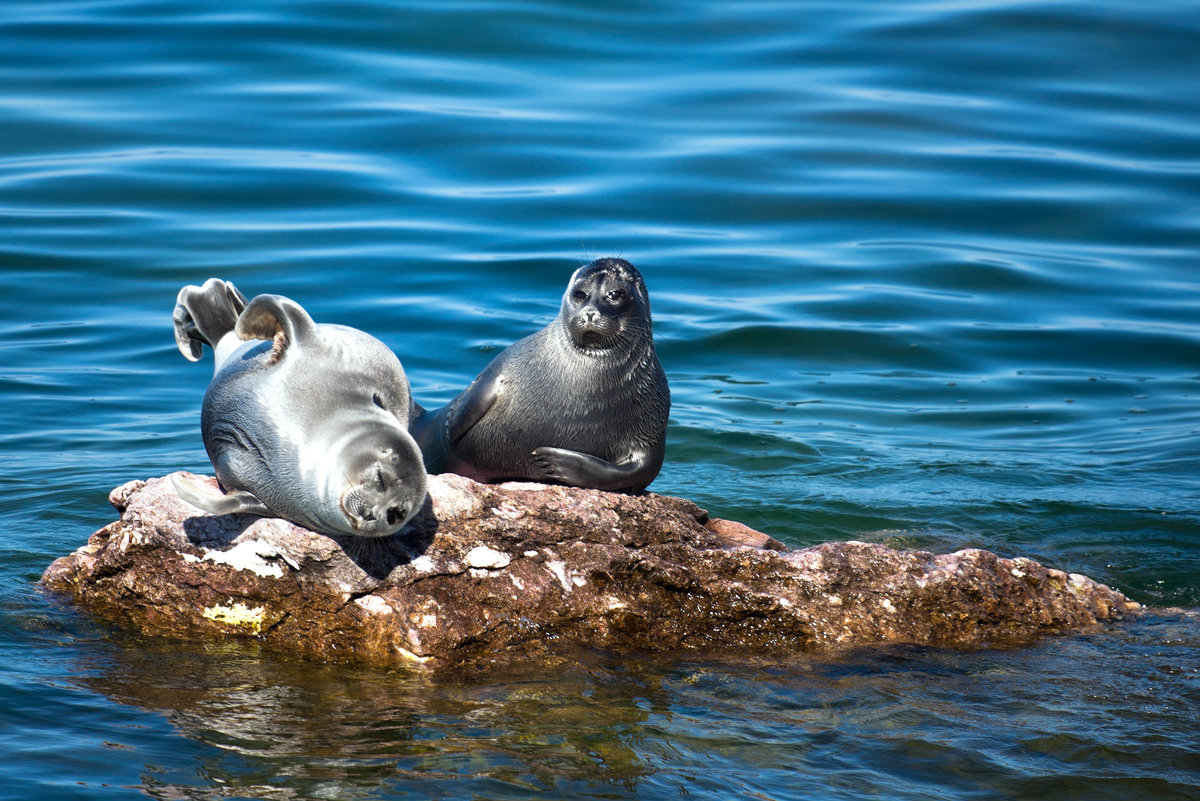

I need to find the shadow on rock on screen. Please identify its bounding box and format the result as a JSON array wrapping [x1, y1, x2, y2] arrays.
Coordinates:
[[332, 495, 439, 581], [182, 513, 258, 549]]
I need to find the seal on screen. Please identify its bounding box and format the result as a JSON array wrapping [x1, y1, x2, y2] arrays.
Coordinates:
[[410, 257, 670, 492], [172, 278, 428, 537]]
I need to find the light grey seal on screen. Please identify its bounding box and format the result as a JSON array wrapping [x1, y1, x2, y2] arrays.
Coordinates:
[[410, 257, 670, 492], [172, 278, 428, 537]]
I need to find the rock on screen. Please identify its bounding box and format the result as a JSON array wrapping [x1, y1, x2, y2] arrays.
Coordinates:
[[42, 472, 1139, 671]]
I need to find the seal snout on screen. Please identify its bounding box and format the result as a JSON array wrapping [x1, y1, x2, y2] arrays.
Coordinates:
[[340, 483, 413, 537], [569, 310, 623, 350], [385, 504, 408, 527]]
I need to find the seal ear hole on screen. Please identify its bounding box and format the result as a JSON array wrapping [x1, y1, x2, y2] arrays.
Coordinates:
[[386, 506, 403, 526]]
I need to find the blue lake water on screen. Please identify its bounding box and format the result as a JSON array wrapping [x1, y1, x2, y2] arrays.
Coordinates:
[[2, 0, 1199, 798]]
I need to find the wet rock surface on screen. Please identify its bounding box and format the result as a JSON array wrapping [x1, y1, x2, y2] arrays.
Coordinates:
[[42, 473, 1139, 670]]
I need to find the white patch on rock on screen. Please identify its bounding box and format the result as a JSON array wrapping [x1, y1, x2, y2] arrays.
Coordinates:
[[490, 502, 523, 520], [523, 550, 540, 558], [354, 595, 393, 615], [273, 547, 301, 571], [466, 545, 511, 570], [116, 528, 148, 554], [409, 555, 437, 573], [880, 598, 897, 614], [783, 550, 824, 572], [201, 540, 286, 579], [510, 574, 525, 590], [498, 481, 549, 491], [546, 560, 572, 593]]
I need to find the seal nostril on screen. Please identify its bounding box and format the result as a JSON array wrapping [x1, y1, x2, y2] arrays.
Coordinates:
[[386, 506, 404, 526], [372, 393, 386, 409]]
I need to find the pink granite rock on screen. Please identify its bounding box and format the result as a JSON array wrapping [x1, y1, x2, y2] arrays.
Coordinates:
[[42, 472, 1138, 670]]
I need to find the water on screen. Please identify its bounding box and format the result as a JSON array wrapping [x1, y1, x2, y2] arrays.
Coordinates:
[[1, 0, 1198, 798]]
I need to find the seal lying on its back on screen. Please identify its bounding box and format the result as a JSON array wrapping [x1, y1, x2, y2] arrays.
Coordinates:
[[410, 258, 670, 492], [172, 279, 427, 537]]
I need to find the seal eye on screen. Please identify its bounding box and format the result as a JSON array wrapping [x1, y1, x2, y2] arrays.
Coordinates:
[[607, 289, 627, 303], [571, 289, 588, 302]]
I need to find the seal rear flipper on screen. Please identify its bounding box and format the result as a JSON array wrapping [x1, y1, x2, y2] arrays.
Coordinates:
[[530, 446, 662, 493], [234, 294, 320, 364], [172, 473, 273, 518], [173, 279, 249, 361]]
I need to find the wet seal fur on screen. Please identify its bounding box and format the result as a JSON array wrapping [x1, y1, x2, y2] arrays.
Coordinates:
[[411, 258, 670, 492], [172, 279, 428, 537]]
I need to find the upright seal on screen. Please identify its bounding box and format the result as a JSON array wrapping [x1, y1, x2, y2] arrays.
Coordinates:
[[411, 258, 670, 492], [172, 279, 428, 537]]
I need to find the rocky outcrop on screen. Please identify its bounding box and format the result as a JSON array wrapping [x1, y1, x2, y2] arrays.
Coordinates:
[[42, 473, 1138, 670]]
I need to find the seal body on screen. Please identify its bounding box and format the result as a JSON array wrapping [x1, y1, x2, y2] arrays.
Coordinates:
[[173, 280, 428, 537], [411, 258, 670, 492]]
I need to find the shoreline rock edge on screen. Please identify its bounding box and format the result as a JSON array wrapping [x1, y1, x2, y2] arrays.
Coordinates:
[[42, 473, 1139, 670]]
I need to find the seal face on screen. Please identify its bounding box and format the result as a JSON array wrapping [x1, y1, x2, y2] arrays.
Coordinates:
[[173, 280, 428, 537], [411, 258, 670, 492]]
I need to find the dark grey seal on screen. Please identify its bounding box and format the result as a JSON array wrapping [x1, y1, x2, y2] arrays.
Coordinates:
[[172, 279, 428, 537], [410, 258, 670, 492]]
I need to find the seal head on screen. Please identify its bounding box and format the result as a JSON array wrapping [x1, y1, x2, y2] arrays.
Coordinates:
[[335, 427, 428, 537], [561, 258, 651, 352]]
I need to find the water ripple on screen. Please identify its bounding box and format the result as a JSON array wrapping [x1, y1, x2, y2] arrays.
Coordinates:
[[2, 0, 1200, 798]]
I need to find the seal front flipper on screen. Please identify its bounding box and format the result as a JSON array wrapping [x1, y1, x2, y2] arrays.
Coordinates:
[[445, 371, 505, 444], [531, 446, 662, 492], [410, 373, 503, 475], [173, 278, 248, 362], [171, 473, 272, 518]]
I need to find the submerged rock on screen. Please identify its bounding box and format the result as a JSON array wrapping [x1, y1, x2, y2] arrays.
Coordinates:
[[42, 473, 1138, 670]]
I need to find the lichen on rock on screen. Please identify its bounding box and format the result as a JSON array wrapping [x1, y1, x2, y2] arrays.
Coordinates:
[[41, 472, 1139, 671]]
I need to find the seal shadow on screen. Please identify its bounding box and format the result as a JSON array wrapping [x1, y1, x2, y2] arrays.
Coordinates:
[[331, 493, 438, 581], [179, 492, 438, 583], [181, 513, 259, 549]]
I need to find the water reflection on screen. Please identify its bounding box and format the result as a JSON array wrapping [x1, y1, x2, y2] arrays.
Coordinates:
[[82, 638, 664, 798], [70, 612, 1200, 801]]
